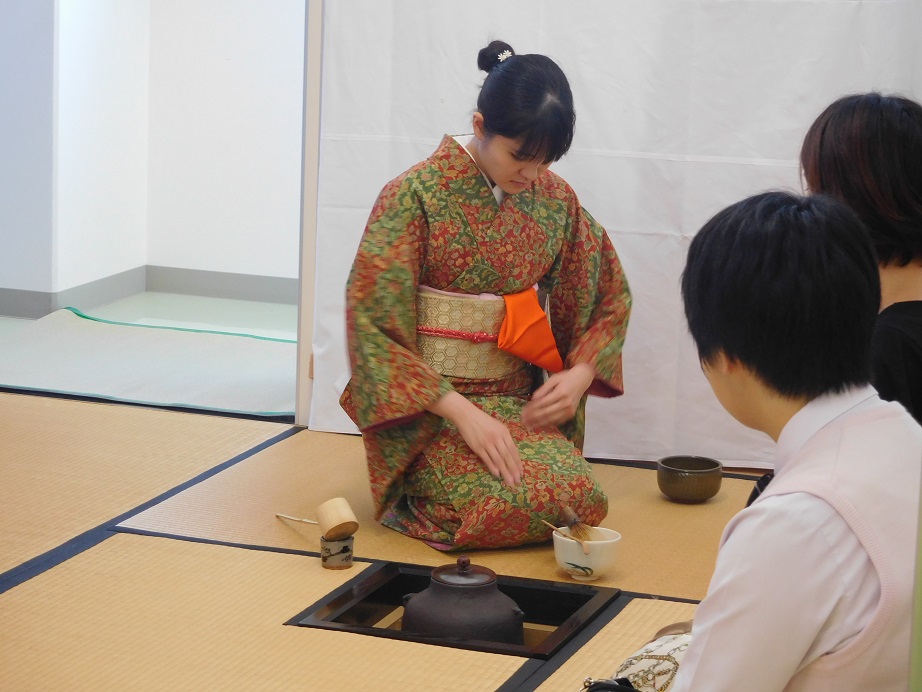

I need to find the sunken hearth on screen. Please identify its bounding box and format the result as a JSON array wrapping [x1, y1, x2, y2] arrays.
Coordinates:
[[287, 561, 622, 658]]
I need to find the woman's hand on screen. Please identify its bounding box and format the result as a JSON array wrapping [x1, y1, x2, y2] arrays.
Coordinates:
[[521, 363, 596, 430], [428, 391, 523, 486]]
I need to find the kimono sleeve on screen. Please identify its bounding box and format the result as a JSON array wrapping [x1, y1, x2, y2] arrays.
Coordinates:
[[542, 194, 631, 397], [341, 175, 454, 432]]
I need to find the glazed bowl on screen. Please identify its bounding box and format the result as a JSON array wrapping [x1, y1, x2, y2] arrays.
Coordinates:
[[552, 526, 621, 581], [657, 455, 723, 503]]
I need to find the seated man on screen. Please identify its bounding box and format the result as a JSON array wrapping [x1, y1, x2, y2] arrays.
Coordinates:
[[618, 192, 921, 691]]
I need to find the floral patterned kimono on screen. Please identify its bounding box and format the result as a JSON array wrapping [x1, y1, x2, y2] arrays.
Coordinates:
[[341, 136, 631, 550]]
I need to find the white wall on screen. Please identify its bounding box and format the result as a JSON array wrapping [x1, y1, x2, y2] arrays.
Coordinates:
[[146, 0, 305, 278], [307, 0, 922, 466], [0, 0, 55, 292], [56, 0, 150, 292], [917, 0, 922, 97], [0, 0, 304, 304]]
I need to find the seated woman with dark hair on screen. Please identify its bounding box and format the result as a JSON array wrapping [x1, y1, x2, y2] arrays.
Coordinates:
[[800, 93, 922, 423], [340, 40, 631, 550]]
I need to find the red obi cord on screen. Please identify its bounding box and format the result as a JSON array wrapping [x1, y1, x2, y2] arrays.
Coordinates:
[[416, 326, 499, 344]]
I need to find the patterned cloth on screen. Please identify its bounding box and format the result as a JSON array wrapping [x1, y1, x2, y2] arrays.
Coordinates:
[[615, 634, 691, 691], [341, 136, 631, 550]]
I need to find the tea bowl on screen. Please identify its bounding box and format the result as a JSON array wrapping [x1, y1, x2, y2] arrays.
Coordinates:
[[657, 455, 723, 503], [552, 526, 621, 581]]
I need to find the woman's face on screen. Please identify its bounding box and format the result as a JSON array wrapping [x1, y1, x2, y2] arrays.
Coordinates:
[[471, 113, 551, 195]]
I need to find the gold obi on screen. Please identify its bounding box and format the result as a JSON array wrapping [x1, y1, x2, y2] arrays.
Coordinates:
[[416, 288, 525, 379]]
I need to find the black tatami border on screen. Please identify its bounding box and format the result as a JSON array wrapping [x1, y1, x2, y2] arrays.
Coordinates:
[[499, 591, 698, 692], [2, 400, 743, 690], [0, 426, 302, 595], [110, 526, 384, 566], [107, 523, 699, 692]]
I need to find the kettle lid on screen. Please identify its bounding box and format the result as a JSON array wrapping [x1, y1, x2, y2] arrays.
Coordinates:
[[431, 556, 496, 586]]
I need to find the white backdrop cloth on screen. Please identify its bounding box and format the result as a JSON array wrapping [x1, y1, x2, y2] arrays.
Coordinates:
[[307, 0, 922, 468]]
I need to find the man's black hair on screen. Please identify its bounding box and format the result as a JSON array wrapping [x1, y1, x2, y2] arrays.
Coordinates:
[[681, 191, 880, 398]]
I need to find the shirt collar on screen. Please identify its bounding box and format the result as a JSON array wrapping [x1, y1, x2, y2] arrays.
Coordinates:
[[774, 385, 878, 473]]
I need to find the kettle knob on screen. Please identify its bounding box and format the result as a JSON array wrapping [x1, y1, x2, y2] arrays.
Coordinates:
[[457, 556, 470, 574]]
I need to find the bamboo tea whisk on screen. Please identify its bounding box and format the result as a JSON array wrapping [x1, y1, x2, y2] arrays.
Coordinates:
[[559, 504, 593, 543]]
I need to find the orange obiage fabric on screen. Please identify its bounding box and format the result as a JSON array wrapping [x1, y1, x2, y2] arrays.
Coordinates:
[[498, 288, 564, 373]]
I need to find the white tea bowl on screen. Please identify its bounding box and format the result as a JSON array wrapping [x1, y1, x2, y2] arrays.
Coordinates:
[[552, 526, 621, 581]]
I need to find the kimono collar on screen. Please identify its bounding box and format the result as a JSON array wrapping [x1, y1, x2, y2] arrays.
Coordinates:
[[434, 136, 506, 206], [450, 135, 505, 204]]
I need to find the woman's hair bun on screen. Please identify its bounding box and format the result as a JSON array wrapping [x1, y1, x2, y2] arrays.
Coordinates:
[[477, 40, 515, 73]]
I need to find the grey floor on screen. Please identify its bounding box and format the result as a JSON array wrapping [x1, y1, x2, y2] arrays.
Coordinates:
[[0, 315, 30, 339], [0, 293, 298, 341]]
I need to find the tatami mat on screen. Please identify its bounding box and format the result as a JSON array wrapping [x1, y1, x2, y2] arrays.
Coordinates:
[[0, 392, 289, 576], [536, 598, 699, 691], [0, 532, 527, 691], [118, 429, 755, 600]]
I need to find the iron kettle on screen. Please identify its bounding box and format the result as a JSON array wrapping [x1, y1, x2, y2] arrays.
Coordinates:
[[401, 556, 525, 644]]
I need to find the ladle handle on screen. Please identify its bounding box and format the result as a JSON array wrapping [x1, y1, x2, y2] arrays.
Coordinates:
[[540, 518, 590, 555], [276, 513, 319, 525], [540, 519, 574, 540]]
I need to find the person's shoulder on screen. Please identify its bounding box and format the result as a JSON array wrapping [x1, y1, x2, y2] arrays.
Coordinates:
[[876, 301, 922, 337], [388, 136, 478, 194], [742, 492, 840, 526], [376, 153, 439, 200], [370, 139, 461, 217], [531, 171, 588, 218], [723, 492, 847, 558], [873, 306, 922, 364], [374, 168, 415, 206], [752, 490, 837, 512], [878, 301, 922, 326], [535, 169, 577, 200], [722, 493, 848, 564]]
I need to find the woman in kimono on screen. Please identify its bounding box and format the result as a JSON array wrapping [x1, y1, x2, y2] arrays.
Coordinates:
[[341, 40, 632, 550]]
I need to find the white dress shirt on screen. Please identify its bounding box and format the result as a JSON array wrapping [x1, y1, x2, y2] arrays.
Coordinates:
[[671, 387, 881, 691]]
